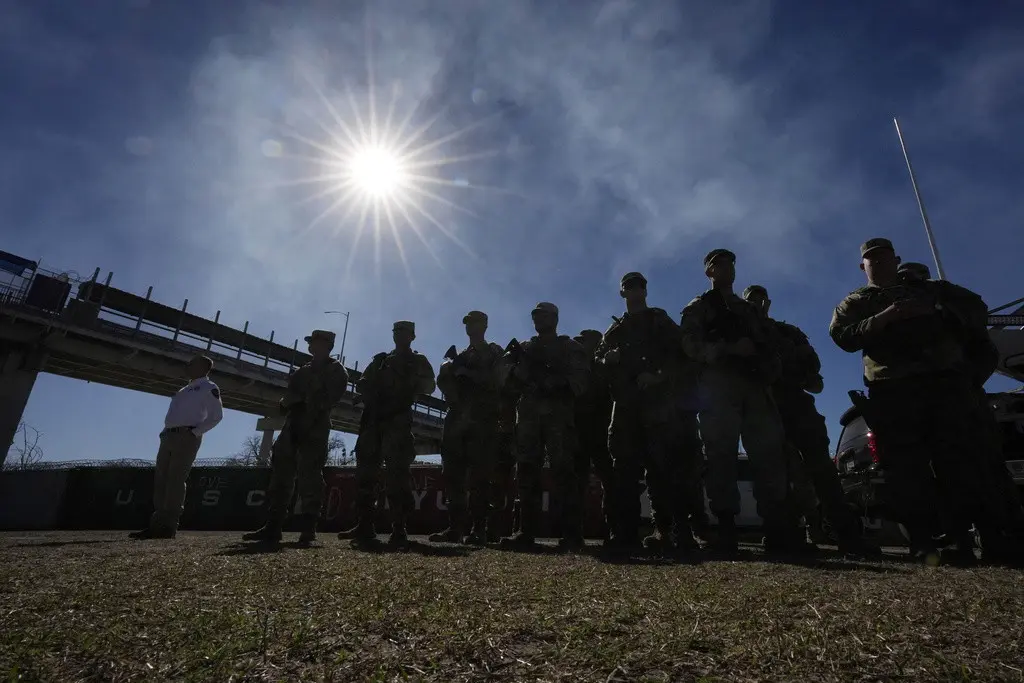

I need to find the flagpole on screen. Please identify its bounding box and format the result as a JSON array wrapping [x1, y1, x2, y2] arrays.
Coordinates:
[[893, 116, 947, 280]]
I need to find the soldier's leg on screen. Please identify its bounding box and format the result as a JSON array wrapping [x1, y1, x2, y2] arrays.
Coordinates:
[[242, 428, 297, 542], [784, 443, 819, 526], [673, 412, 706, 548], [351, 425, 385, 542], [589, 430, 616, 540], [381, 417, 416, 544], [547, 415, 582, 548], [489, 431, 517, 541], [642, 416, 681, 552], [294, 431, 330, 542], [868, 382, 942, 555], [433, 424, 469, 541], [738, 383, 807, 551], [466, 425, 498, 542], [697, 371, 744, 549], [503, 417, 542, 545], [607, 405, 644, 546]]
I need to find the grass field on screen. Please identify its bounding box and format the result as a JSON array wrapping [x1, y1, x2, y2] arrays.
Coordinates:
[[2, 532, 1023, 682]]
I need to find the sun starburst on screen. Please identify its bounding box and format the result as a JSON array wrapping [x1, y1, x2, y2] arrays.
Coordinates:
[[267, 56, 515, 288]]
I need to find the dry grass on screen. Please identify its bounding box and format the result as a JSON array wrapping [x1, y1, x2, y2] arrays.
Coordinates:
[[1, 531, 1023, 682]]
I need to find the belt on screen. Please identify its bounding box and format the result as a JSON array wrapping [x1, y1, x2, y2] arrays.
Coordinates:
[[162, 425, 197, 434]]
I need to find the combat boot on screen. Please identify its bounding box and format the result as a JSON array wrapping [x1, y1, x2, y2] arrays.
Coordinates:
[[296, 514, 319, 547], [939, 532, 978, 568], [763, 514, 818, 557], [387, 522, 410, 550], [499, 531, 538, 550], [428, 524, 465, 543], [673, 523, 700, 556], [709, 514, 739, 556], [347, 517, 378, 549], [242, 520, 283, 544], [642, 526, 676, 555], [463, 518, 488, 546]]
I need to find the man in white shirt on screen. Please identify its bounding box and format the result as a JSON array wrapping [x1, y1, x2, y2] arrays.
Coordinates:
[[130, 354, 224, 539]]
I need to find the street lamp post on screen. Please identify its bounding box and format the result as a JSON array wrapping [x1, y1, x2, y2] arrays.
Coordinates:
[[324, 310, 350, 366]]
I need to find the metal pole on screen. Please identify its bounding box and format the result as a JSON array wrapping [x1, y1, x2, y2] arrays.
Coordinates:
[[207, 310, 220, 351], [96, 272, 113, 310], [324, 310, 351, 363], [134, 286, 153, 335], [339, 312, 350, 364], [237, 321, 249, 360], [893, 117, 947, 281], [264, 330, 275, 367], [172, 298, 188, 342]]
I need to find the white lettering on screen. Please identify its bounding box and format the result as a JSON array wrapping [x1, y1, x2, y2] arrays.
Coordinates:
[[246, 490, 266, 507], [115, 489, 133, 505], [412, 490, 428, 511], [202, 490, 220, 506]]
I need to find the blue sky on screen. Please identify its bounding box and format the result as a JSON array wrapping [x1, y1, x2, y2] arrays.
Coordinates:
[[4, 0, 1023, 464]]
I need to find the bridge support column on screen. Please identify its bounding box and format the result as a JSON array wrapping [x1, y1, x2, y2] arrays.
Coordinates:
[[258, 429, 274, 465], [1, 346, 47, 469]]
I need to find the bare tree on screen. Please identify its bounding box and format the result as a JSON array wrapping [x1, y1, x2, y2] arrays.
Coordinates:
[[228, 434, 262, 466], [329, 434, 353, 466], [8, 422, 44, 469]]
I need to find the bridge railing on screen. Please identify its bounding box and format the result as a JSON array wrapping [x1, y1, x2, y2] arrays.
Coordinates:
[[0, 263, 449, 423]]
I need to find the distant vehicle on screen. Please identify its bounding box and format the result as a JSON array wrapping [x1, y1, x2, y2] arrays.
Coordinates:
[[834, 390, 1024, 542]]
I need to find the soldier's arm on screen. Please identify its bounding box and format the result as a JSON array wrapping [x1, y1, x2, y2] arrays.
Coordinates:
[[565, 339, 590, 397], [475, 343, 506, 390], [355, 355, 383, 395], [326, 363, 350, 406], [414, 355, 437, 395], [829, 293, 883, 353], [436, 359, 459, 399], [679, 297, 725, 363], [281, 366, 307, 409], [783, 323, 822, 376]]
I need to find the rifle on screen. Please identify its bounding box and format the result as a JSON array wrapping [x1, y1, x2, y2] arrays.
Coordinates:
[[506, 337, 570, 398], [705, 291, 778, 383]]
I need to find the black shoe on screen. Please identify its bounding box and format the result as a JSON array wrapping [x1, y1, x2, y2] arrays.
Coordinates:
[[499, 532, 537, 550], [130, 527, 175, 540], [129, 528, 152, 540], [387, 528, 410, 550], [428, 527, 464, 543], [242, 524, 282, 544], [557, 535, 586, 552]]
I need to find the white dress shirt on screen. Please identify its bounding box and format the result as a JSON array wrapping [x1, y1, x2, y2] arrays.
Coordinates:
[[163, 376, 224, 436]]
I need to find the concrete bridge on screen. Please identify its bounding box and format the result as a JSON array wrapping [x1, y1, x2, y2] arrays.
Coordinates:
[[0, 255, 445, 467]]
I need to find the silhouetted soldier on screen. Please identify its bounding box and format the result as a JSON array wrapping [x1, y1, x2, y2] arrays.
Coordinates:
[[830, 238, 1013, 565], [430, 311, 505, 545], [743, 285, 880, 557], [488, 376, 520, 542], [499, 303, 589, 551], [347, 321, 436, 549], [681, 250, 807, 555], [243, 331, 348, 546], [597, 272, 703, 554]]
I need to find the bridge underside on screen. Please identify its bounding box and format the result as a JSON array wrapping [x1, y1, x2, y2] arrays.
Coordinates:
[[0, 312, 442, 457]]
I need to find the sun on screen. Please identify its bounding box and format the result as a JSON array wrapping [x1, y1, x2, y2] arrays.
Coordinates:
[[348, 145, 407, 198]]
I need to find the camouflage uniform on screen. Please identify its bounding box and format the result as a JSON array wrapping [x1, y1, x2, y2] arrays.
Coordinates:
[[501, 303, 589, 548], [681, 250, 797, 551], [572, 330, 615, 540], [351, 321, 436, 546], [829, 238, 996, 558], [246, 330, 349, 543], [433, 313, 505, 543], [597, 286, 702, 551]]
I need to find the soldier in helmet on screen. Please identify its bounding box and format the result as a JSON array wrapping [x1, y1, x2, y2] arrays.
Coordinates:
[[347, 321, 436, 549], [499, 302, 589, 550], [742, 285, 880, 557], [680, 250, 807, 555], [596, 272, 703, 554], [829, 238, 1018, 565], [572, 328, 615, 539], [898, 262, 932, 283], [430, 311, 505, 545], [242, 330, 349, 546]]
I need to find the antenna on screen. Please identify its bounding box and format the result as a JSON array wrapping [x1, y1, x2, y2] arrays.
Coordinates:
[[893, 117, 947, 280]]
